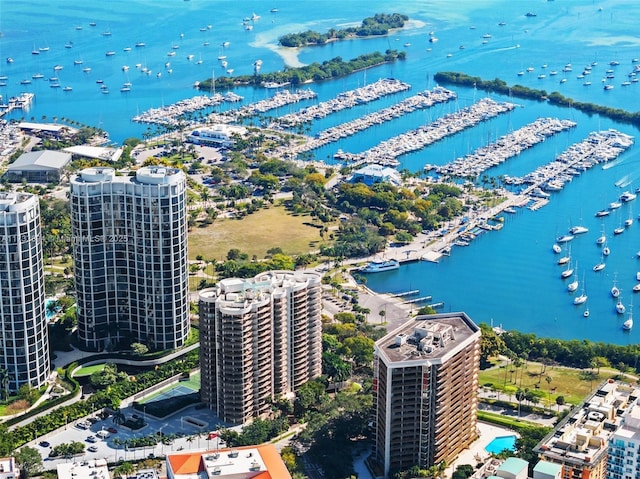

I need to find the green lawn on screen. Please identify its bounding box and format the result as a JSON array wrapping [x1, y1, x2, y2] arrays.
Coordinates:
[[479, 360, 618, 407], [73, 364, 106, 377], [188, 204, 326, 260]]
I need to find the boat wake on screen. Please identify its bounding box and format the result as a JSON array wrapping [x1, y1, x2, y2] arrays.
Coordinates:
[[602, 158, 623, 169], [615, 174, 630, 188]]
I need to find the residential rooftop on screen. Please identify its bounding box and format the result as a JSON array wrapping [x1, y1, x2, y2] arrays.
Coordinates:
[[375, 312, 480, 364]]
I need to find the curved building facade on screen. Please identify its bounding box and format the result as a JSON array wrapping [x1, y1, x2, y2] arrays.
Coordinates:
[[0, 193, 49, 391], [199, 270, 322, 425], [70, 167, 189, 351]]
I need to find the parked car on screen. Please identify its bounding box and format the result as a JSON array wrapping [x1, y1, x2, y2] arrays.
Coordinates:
[[88, 445, 98, 453], [107, 427, 117, 434], [39, 441, 50, 448], [86, 436, 97, 443]]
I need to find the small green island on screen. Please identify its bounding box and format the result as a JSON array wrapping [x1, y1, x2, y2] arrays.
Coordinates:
[[278, 13, 409, 47], [198, 50, 406, 91], [434, 71, 640, 126]]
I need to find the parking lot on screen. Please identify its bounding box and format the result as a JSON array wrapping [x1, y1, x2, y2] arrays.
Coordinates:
[[29, 402, 235, 470]]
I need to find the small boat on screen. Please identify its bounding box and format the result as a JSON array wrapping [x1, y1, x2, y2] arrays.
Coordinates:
[[123, 47, 132, 52], [595, 209, 610, 217], [120, 86, 131, 92], [596, 231, 606, 245], [620, 191, 637, 202], [74, 59, 83, 65], [613, 226, 625, 235], [560, 78, 567, 83], [135, 42, 146, 47], [552, 243, 562, 254], [593, 261, 606, 272], [558, 255, 570, 265], [53, 65, 63, 71], [32, 73, 44, 79], [82, 67, 92, 72], [616, 299, 626, 314], [561, 262, 574, 279], [222, 41, 231, 47], [623, 315, 633, 330], [612, 278, 620, 298], [20, 79, 32, 85], [567, 276, 579, 293], [556, 234, 574, 243], [570, 225, 588, 235], [63, 86, 72, 92], [270, 8, 278, 13], [634, 284, 640, 293], [637, 272, 640, 281], [106, 51, 116, 56], [5, 58, 13, 64], [584, 308, 590, 318], [604, 84, 614, 90], [609, 201, 622, 209], [573, 291, 587, 305]]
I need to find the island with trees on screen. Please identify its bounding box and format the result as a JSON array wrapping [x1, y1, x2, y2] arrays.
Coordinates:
[[199, 50, 406, 91], [278, 13, 409, 47], [434, 71, 640, 126]]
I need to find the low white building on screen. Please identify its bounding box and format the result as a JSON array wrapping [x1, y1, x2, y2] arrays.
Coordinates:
[[4, 150, 71, 182], [0, 457, 18, 479], [57, 459, 108, 479], [187, 124, 247, 147]]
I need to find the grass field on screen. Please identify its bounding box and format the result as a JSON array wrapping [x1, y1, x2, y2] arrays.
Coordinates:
[[188, 205, 325, 260], [479, 360, 621, 407], [73, 364, 106, 377]]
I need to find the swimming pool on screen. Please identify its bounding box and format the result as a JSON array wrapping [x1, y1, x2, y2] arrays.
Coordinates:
[[485, 435, 517, 454]]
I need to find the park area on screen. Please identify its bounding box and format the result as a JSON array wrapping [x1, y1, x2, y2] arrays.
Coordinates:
[[187, 205, 324, 260], [478, 357, 630, 409]]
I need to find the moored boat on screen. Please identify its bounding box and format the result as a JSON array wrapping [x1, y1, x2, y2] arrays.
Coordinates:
[[359, 259, 400, 274]]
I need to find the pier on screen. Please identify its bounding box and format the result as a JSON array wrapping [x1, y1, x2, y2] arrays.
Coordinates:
[[0, 93, 35, 117], [276, 78, 411, 127], [295, 87, 457, 157], [389, 289, 420, 298], [403, 295, 433, 304], [340, 97, 516, 166], [434, 117, 577, 177]]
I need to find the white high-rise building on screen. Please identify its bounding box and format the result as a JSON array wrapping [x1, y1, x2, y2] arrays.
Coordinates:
[[0, 192, 49, 391], [70, 167, 189, 351]]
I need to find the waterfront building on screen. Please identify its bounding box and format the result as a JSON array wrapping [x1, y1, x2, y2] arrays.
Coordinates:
[[373, 312, 481, 478], [166, 444, 291, 479], [57, 459, 108, 479], [70, 167, 189, 351], [186, 124, 247, 147], [534, 380, 640, 479], [199, 270, 322, 424], [0, 193, 49, 392], [4, 150, 71, 183], [348, 163, 402, 186]]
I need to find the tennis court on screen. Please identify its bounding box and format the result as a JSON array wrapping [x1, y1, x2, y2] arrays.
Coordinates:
[[135, 376, 201, 418]]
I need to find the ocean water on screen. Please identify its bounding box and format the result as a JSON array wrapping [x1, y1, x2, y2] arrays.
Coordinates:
[[2, 1, 640, 344]]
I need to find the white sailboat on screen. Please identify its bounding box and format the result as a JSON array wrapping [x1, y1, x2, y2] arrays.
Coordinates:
[[616, 294, 626, 314], [596, 225, 606, 245], [623, 304, 633, 330], [561, 259, 574, 279], [574, 276, 588, 305], [593, 252, 606, 272], [567, 262, 579, 292], [611, 274, 620, 297]]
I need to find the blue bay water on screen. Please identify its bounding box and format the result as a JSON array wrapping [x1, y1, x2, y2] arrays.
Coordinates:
[[2, 1, 640, 344]]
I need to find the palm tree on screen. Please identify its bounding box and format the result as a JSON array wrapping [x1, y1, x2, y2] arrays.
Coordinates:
[[113, 409, 126, 426]]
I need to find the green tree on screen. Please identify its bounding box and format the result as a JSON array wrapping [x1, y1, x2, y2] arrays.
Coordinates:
[[342, 336, 374, 368], [131, 343, 149, 356], [15, 446, 43, 479]]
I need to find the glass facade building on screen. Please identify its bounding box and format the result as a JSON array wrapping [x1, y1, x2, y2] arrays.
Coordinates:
[[70, 167, 189, 351]]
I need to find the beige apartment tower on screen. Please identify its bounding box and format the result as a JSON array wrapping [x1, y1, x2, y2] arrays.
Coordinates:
[[373, 312, 481, 478], [199, 270, 322, 424]]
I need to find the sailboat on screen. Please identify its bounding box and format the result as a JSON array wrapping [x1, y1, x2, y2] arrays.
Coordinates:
[[574, 275, 588, 305], [558, 244, 571, 265], [596, 225, 606, 245], [567, 263, 579, 292], [583, 305, 590, 317], [616, 293, 626, 314], [611, 274, 620, 297], [623, 304, 633, 330], [561, 259, 574, 279], [593, 252, 606, 272]]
